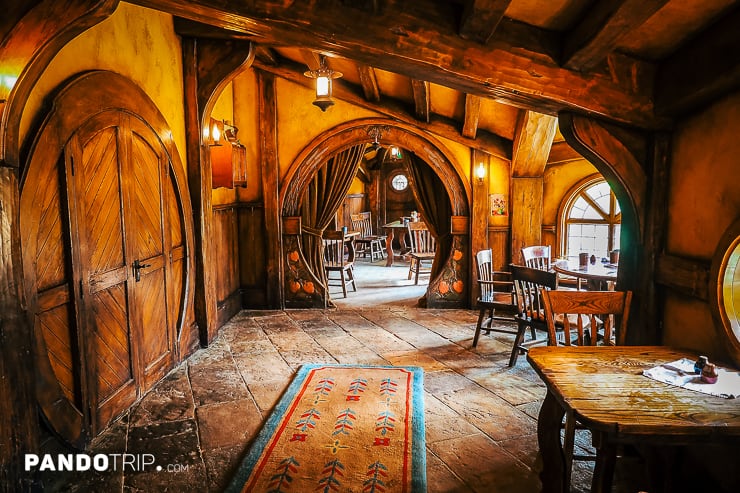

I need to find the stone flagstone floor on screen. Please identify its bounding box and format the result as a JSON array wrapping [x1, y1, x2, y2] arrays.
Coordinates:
[[38, 261, 650, 492]]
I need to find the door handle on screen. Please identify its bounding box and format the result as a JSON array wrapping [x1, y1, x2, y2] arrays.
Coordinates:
[[132, 259, 151, 282]]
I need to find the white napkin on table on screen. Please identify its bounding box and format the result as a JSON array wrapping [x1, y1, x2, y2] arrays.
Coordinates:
[[643, 358, 740, 399]]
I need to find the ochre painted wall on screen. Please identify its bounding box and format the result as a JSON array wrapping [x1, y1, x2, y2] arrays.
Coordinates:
[[21, 2, 186, 165], [663, 89, 740, 361]]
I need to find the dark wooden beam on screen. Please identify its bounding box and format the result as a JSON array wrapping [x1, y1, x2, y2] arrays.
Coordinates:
[[563, 0, 669, 71], [547, 141, 582, 165], [462, 94, 481, 139], [511, 110, 557, 177], [253, 58, 512, 160], [300, 49, 321, 71], [655, 254, 710, 301], [411, 79, 430, 123], [655, 5, 740, 117], [357, 64, 380, 103], [459, 0, 511, 44], [137, 0, 663, 128], [257, 70, 283, 308]]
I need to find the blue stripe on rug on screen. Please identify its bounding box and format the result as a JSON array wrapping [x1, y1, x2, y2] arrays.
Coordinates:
[[225, 363, 426, 493]]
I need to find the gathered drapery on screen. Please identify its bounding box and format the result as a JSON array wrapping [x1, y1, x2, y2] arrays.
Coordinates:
[[406, 153, 453, 282], [300, 144, 366, 294]]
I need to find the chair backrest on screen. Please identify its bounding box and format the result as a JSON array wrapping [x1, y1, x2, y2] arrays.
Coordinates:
[[510, 264, 558, 327], [323, 230, 353, 267], [521, 245, 551, 270], [475, 249, 512, 303], [350, 211, 374, 239], [541, 290, 632, 346], [407, 221, 435, 254]]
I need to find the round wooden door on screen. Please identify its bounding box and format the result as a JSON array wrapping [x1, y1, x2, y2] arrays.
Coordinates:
[[21, 99, 192, 446]]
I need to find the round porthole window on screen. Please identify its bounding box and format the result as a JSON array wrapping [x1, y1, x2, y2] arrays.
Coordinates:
[[390, 173, 408, 192], [711, 218, 740, 367]]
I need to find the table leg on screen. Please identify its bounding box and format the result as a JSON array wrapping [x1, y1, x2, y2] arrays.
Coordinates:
[[385, 228, 395, 266], [591, 433, 616, 493], [538, 391, 567, 493]]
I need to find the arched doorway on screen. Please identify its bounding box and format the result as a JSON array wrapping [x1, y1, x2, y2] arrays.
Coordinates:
[[280, 118, 471, 309], [20, 71, 195, 447]]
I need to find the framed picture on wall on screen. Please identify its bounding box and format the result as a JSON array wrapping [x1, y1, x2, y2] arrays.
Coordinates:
[[490, 193, 507, 216]]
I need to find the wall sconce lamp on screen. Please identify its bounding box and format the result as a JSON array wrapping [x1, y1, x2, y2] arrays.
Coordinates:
[[476, 162, 486, 183], [204, 118, 238, 147], [304, 54, 342, 112]]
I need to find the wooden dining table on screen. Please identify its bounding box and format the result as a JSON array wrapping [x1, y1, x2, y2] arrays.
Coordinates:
[[381, 220, 410, 266], [552, 257, 618, 290], [527, 346, 740, 493]]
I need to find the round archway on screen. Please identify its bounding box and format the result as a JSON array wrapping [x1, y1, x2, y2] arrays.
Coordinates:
[[280, 118, 471, 309]]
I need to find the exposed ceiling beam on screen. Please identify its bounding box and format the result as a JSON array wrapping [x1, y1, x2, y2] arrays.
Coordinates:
[[511, 111, 557, 177], [411, 79, 430, 123], [252, 59, 512, 160], [547, 141, 583, 165], [148, 1, 665, 129], [254, 44, 279, 65], [458, 0, 512, 44], [357, 64, 380, 103], [300, 49, 321, 71], [462, 94, 481, 139], [563, 0, 669, 72], [655, 5, 740, 117]]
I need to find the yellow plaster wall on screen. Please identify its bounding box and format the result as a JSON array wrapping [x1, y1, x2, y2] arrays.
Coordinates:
[[233, 71, 261, 203], [542, 159, 599, 224], [276, 78, 380, 176], [663, 89, 740, 360], [22, 2, 186, 165]]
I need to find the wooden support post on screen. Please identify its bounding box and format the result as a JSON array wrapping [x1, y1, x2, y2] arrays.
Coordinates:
[[0, 167, 38, 492], [471, 149, 490, 306], [510, 177, 544, 264], [258, 70, 283, 308], [183, 37, 217, 346]]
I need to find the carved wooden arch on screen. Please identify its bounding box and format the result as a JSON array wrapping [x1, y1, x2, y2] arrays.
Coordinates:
[[20, 70, 196, 447], [280, 117, 471, 308], [559, 112, 650, 344]]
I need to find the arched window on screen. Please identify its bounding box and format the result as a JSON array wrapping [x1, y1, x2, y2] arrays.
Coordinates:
[[560, 178, 621, 260]]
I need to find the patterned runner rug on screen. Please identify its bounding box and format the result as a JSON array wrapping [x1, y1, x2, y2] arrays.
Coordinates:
[[226, 364, 426, 493]]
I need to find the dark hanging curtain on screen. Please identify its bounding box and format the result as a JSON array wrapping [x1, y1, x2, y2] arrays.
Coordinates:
[[300, 143, 366, 291], [406, 153, 453, 281]]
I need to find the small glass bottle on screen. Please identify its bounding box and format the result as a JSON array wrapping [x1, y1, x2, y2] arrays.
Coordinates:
[[694, 355, 709, 374]]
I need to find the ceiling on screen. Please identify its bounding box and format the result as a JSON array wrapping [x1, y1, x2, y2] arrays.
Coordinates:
[[164, 0, 740, 164]]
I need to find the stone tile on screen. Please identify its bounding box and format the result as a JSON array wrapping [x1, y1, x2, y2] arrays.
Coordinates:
[[202, 444, 248, 492], [428, 433, 540, 493], [425, 449, 475, 493], [232, 350, 293, 385], [464, 367, 546, 407], [196, 398, 262, 450], [129, 364, 194, 427], [188, 362, 249, 406], [126, 419, 202, 469], [247, 379, 290, 414], [430, 377, 538, 441], [382, 349, 448, 372], [124, 462, 208, 492]]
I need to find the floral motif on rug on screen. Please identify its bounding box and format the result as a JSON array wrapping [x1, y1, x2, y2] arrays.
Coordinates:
[[226, 364, 426, 493]]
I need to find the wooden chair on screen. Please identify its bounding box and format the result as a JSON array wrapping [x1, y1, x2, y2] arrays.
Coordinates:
[[323, 229, 356, 298], [541, 289, 633, 489], [521, 245, 551, 270], [522, 244, 581, 290], [406, 221, 436, 284], [350, 211, 386, 262], [472, 250, 517, 347], [508, 264, 557, 366]]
